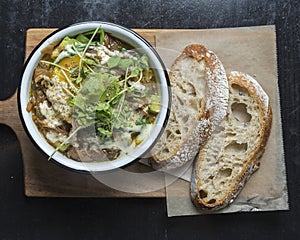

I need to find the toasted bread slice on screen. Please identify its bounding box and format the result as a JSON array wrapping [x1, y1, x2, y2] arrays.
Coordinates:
[[150, 44, 228, 169], [191, 71, 272, 210]]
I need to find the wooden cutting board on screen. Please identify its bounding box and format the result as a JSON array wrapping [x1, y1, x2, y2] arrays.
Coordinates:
[[0, 28, 178, 197]]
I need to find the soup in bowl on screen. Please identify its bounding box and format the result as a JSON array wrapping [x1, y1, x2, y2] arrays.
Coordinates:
[[19, 22, 170, 172]]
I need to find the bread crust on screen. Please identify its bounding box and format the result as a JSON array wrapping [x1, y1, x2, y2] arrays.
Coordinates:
[[191, 71, 272, 211], [150, 44, 228, 169]]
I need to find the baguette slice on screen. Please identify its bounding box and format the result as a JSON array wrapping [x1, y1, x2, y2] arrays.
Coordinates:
[[150, 44, 228, 169], [190, 71, 272, 211]]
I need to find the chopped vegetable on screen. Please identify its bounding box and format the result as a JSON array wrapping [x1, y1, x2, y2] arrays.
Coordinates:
[[51, 36, 77, 59], [149, 95, 161, 113]]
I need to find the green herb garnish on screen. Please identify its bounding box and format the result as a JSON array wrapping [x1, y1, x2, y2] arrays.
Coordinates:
[[47, 27, 159, 160]]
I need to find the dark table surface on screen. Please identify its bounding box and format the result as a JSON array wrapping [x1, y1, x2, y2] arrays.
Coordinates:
[[1, 0, 299, 239]]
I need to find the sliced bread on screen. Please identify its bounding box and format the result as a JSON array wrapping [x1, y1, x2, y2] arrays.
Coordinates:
[[190, 71, 272, 211], [150, 44, 229, 169]]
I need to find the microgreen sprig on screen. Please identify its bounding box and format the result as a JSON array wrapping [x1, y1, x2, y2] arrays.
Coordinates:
[[60, 69, 79, 93], [77, 27, 100, 83], [40, 60, 71, 73], [48, 126, 83, 160]]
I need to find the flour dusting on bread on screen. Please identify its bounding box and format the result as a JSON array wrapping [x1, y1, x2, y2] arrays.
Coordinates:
[[191, 71, 272, 211], [150, 44, 228, 169]]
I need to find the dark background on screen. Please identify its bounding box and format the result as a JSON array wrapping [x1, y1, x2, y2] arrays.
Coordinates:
[[1, 0, 299, 239]]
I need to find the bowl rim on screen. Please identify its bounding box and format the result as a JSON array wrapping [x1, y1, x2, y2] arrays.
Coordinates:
[[18, 21, 171, 172]]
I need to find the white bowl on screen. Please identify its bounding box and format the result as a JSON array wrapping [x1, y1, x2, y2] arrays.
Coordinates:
[[18, 21, 171, 172]]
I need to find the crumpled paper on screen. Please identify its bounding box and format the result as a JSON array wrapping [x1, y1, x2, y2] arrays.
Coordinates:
[[154, 25, 289, 217]]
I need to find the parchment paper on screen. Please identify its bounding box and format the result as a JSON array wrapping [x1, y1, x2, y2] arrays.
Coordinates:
[[155, 25, 289, 217]]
